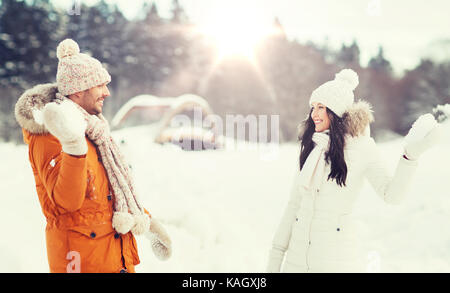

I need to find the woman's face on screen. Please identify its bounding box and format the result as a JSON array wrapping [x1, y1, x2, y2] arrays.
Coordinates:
[[311, 102, 331, 132]]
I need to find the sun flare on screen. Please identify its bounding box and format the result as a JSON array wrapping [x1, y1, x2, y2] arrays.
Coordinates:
[[199, 4, 274, 61]]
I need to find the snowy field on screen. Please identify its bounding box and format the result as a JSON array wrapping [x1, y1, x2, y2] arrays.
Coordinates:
[[0, 121, 449, 273]]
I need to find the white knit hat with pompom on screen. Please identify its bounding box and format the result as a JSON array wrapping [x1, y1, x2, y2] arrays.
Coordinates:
[[309, 68, 359, 117], [56, 39, 111, 96]]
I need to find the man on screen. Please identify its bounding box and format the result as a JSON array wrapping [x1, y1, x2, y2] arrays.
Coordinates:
[[15, 39, 171, 273]]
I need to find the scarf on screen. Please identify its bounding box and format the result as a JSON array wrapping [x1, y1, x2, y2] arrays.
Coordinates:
[[55, 93, 150, 235], [298, 131, 330, 191]]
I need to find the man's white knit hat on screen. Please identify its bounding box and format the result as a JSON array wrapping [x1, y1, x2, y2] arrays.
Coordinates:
[[309, 69, 359, 117], [56, 39, 111, 96]]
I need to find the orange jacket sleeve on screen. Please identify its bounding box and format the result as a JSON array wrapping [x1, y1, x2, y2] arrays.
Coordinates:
[[29, 134, 88, 212]]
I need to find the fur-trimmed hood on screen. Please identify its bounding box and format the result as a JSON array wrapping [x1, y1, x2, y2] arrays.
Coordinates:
[[298, 99, 374, 139], [15, 83, 59, 135], [342, 100, 374, 137]]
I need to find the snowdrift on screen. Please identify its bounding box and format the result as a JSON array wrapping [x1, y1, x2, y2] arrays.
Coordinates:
[[0, 117, 448, 272]]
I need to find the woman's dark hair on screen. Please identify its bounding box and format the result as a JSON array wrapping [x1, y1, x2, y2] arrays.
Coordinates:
[[298, 107, 348, 187]]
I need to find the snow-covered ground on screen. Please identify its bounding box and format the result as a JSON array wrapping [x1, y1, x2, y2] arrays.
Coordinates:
[[0, 121, 449, 273]]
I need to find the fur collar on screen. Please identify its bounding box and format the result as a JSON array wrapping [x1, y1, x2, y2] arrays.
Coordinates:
[[298, 100, 374, 139], [15, 83, 59, 135], [342, 100, 374, 137]]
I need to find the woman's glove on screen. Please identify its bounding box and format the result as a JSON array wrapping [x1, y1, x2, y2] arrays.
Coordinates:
[[404, 113, 443, 161], [43, 100, 87, 156], [145, 218, 172, 261]]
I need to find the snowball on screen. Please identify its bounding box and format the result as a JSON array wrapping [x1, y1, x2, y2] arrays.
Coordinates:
[[433, 104, 450, 123]]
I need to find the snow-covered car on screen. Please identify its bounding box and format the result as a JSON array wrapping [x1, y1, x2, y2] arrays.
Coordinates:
[[112, 94, 222, 151], [154, 125, 220, 151], [111, 94, 174, 129]]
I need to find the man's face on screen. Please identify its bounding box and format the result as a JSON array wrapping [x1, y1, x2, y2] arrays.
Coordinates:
[[74, 83, 110, 115]]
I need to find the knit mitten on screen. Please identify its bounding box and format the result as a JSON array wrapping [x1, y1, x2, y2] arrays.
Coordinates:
[[43, 99, 87, 156], [145, 218, 172, 261], [404, 114, 443, 161]]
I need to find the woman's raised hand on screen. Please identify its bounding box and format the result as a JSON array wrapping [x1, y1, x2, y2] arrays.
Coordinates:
[[404, 113, 443, 160]]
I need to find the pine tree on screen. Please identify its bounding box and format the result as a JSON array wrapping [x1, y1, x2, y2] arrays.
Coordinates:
[[336, 40, 360, 67], [368, 46, 392, 73], [125, 1, 172, 97], [0, 0, 64, 142], [170, 0, 188, 24], [0, 0, 64, 86], [255, 19, 332, 141], [400, 59, 450, 133], [144, 2, 162, 25]]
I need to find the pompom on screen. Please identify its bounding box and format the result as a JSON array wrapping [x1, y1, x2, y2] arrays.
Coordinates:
[[131, 213, 151, 235], [112, 211, 135, 235], [56, 39, 80, 60], [335, 69, 359, 90]]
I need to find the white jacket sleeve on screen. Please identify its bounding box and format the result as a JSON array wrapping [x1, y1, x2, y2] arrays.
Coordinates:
[[266, 169, 303, 272], [364, 137, 418, 205]]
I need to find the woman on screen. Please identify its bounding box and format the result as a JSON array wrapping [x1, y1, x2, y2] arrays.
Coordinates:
[[266, 69, 442, 273]]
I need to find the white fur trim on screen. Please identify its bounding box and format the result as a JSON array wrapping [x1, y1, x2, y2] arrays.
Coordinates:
[[15, 83, 59, 135], [343, 100, 374, 137], [112, 211, 135, 234], [131, 213, 151, 235]]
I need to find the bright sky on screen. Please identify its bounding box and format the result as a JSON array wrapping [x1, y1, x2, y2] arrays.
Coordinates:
[[54, 0, 450, 73]]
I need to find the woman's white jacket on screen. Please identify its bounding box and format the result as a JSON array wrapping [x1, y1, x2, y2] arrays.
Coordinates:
[[267, 101, 418, 273]]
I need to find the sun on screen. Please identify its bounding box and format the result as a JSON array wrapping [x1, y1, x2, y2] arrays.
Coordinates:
[[198, 3, 274, 62], [211, 21, 269, 60]]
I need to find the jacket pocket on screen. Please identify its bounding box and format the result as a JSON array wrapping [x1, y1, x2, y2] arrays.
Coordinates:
[[66, 223, 121, 272], [69, 222, 114, 239]]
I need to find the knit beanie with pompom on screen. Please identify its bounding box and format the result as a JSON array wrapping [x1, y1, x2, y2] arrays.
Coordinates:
[[56, 39, 111, 96], [309, 69, 359, 117]]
